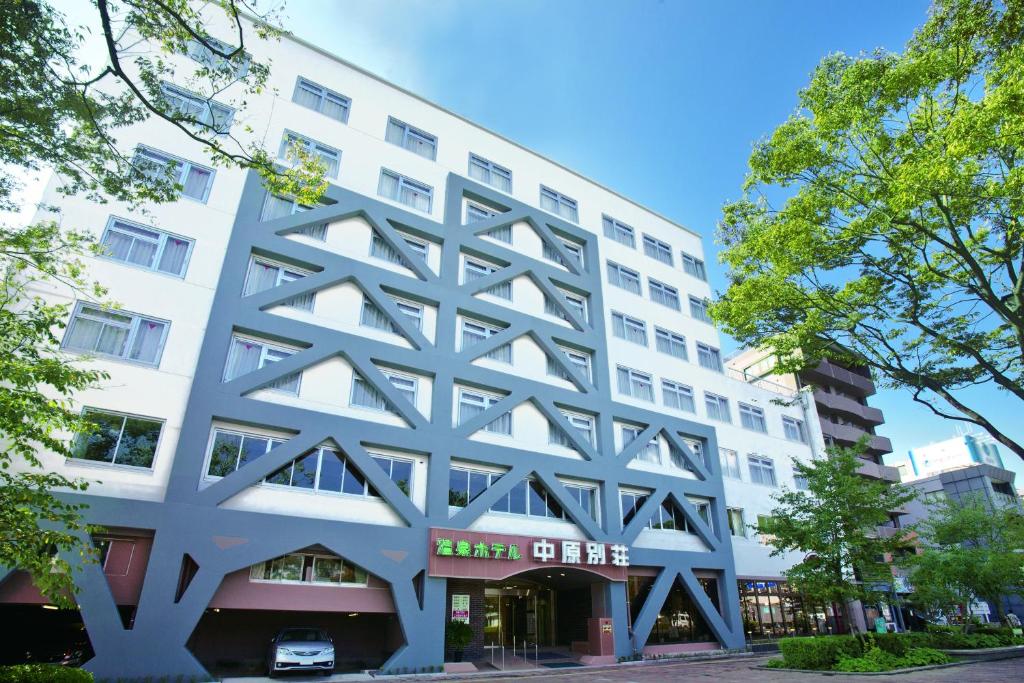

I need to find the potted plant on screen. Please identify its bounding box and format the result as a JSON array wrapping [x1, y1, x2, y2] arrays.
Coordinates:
[[446, 619, 473, 662]]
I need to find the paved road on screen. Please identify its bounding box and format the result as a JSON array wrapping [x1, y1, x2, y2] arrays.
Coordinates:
[[480, 655, 1024, 682]]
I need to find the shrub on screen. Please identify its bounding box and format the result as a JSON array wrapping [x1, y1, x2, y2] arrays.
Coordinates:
[[0, 665, 92, 683], [778, 635, 862, 670], [899, 647, 950, 667], [868, 632, 912, 657], [763, 658, 787, 668], [834, 645, 902, 672]]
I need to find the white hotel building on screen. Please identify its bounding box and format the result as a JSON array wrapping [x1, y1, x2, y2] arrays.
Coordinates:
[[0, 14, 834, 679]]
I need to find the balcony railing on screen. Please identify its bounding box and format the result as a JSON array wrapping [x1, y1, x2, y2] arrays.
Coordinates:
[[801, 359, 877, 397], [813, 389, 884, 426], [820, 421, 893, 455]]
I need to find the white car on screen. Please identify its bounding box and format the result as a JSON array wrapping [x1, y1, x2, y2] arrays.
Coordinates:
[[267, 627, 335, 677]]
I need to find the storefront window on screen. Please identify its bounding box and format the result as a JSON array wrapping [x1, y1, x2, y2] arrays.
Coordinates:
[[250, 552, 368, 586], [737, 580, 843, 639]]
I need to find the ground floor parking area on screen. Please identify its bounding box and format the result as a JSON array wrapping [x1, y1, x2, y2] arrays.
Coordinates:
[[227, 653, 1024, 682]]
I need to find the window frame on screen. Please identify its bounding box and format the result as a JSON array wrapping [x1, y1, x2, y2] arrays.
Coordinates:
[[71, 407, 164, 470], [661, 379, 696, 413], [539, 186, 579, 223], [98, 217, 194, 278], [739, 402, 768, 433], [748, 454, 778, 487], [616, 365, 654, 402], [783, 416, 808, 443], [224, 334, 303, 394], [378, 168, 434, 213], [292, 76, 351, 123], [549, 410, 596, 448], [459, 317, 512, 363], [547, 346, 592, 382], [132, 145, 215, 203], [689, 295, 712, 323], [204, 426, 287, 479], [457, 388, 512, 435], [386, 116, 438, 160], [350, 369, 419, 414], [606, 261, 642, 295], [62, 302, 171, 367], [696, 342, 723, 373], [719, 448, 742, 479], [159, 81, 234, 134], [602, 215, 636, 248], [278, 130, 341, 179], [468, 153, 512, 192], [243, 256, 316, 311], [654, 327, 688, 360], [704, 391, 731, 423], [648, 278, 681, 310], [611, 311, 648, 345], [681, 252, 707, 281], [642, 234, 673, 265]]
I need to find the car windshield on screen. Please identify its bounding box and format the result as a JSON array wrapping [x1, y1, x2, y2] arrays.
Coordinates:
[[279, 629, 329, 643]]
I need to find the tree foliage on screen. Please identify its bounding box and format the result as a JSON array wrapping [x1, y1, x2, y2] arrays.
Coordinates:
[[900, 493, 1024, 624], [712, 0, 1024, 461], [0, 0, 322, 603], [758, 444, 916, 630]]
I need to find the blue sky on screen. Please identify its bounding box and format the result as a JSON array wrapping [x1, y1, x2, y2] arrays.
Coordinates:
[[278, 0, 1023, 480]]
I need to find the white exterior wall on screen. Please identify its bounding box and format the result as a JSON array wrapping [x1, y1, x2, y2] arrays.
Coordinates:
[[25, 15, 818, 580]]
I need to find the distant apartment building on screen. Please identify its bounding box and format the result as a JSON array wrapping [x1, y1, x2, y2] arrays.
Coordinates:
[[0, 13, 838, 680], [900, 432, 1006, 481], [901, 463, 1023, 620]]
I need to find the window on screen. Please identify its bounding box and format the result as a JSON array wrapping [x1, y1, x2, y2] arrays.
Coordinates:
[[794, 475, 809, 490], [622, 426, 660, 465], [350, 371, 417, 414], [681, 252, 707, 280], [251, 552, 367, 586], [468, 154, 512, 192], [689, 296, 711, 323], [370, 230, 428, 267], [466, 201, 499, 223], [739, 403, 767, 433], [617, 366, 654, 402], [360, 295, 423, 333], [603, 216, 636, 248], [292, 77, 350, 122], [99, 218, 192, 277], [72, 408, 162, 468], [448, 467, 500, 507], [783, 416, 808, 443], [63, 303, 169, 366], [549, 412, 595, 448], [463, 258, 511, 300], [542, 238, 584, 270], [261, 195, 328, 239], [159, 82, 233, 133], [206, 428, 285, 478], [727, 508, 746, 537], [378, 169, 433, 213], [386, 117, 437, 159], [748, 455, 777, 487], [225, 336, 301, 394], [606, 262, 641, 294], [697, 342, 723, 372], [465, 202, 511, 242], [642, 235, 673, 265], [623, 493, 707, 533], [460, 319, 512, 363], [718, 449, 741, 480], [704, 392, 731, 422], [611, 312, 647, 345], [262, 444, 411, 499], [655, 328, 688, 360], [620, 491, 650, 526], [669, 438, 706, 472], [547, 347, 592, 382], [458, 389, 511, 435], [186, 35, 249, 76], [649, 279, 680, 310], [278, 132, 340, 179], [243, 257, 314, 311], [539, 186, 578, 222], [544, 290, 588, 323], [131, 146, 214, 202], [662, 380, 695, 412]]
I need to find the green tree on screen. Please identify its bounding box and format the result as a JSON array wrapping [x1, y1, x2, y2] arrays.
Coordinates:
[[0, 0, 322, 604], [900, 493, 1024, 626], [758, 443, 916, 632], [712, 0, 1024, 462]]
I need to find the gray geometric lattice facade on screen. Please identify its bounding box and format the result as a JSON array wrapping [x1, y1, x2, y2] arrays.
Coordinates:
[[61, 172, 743, 679]]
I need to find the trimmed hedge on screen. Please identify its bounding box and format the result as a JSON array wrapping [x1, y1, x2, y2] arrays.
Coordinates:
[[777, 635, 862, 670], [0, 665, 92, 682]]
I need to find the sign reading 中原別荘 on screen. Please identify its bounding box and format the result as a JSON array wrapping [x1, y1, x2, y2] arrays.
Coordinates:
[[428, 528, 630, 582]]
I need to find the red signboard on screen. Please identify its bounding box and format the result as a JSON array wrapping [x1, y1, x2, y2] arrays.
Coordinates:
[[428, 528, 628, 582]]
